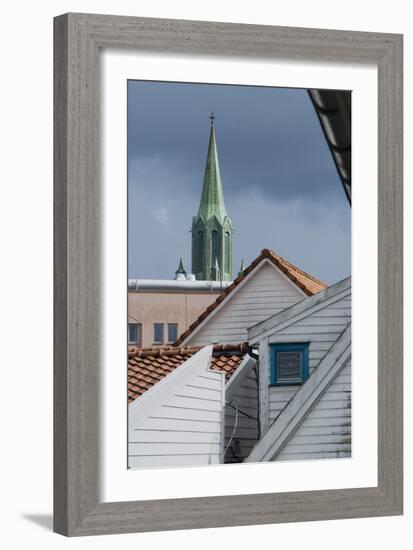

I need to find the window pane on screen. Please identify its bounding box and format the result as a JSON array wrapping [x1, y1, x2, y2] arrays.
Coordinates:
[[197, 231, 204, 273], [277, 351, 302, 380], [211, 230, 219, 266], [225, 232, 231, 274], [128, 324, 137, 343], [128, 323, 142, 345], [168, 323, 178, 342], [154, 323, 164, 344]]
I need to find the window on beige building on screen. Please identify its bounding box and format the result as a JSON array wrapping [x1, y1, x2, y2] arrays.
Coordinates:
[[153, 323, 164, 345], [167, 323, 178, 343], [128, 323, 142, 346]]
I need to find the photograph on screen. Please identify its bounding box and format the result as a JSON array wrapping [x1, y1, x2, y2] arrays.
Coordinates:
[[126, 80, 352, 469]]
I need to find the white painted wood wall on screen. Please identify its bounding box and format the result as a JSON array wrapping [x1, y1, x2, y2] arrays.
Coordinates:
[[268, 292, 351, 425], [128, 347, 226, 469], [224, 360, 259, 462], [247, 278, 351, 462], [245, 322, 351, 463], [276, 360, 351, 460], [185, 260, 306, 346]]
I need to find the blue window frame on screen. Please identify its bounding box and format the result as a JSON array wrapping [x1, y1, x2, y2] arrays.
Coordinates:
[[270, 343, 309, 385]]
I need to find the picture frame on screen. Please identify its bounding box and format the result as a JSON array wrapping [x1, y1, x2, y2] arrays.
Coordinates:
[[53, 13, 403, 536]]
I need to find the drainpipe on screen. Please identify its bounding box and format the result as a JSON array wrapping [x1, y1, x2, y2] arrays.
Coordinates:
[[247, 345, 261, 441]]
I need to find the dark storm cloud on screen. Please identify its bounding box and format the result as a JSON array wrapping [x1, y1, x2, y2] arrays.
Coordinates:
[[128, 80, 351, 284], [128, 81, 344, 203]]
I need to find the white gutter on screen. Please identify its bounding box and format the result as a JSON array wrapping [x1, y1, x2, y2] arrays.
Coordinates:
[[128, 279, 232, 292]]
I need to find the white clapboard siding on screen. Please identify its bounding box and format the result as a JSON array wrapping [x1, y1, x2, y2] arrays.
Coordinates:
[[148, 407, 221, 423], [267, 293, 351, 424], [224, 361, 259, 462], [268, 386, 297, 419], [128, 346, 226, 469], [276, 361, 351, 461], [186, 261, 305, 346], [246, 325, 350, 463]]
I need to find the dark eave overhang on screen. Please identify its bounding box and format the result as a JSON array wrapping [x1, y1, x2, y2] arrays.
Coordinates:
[[308, 89, 351, 204]]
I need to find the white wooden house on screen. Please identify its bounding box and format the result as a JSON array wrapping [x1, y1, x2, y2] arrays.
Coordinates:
[[128, 249, 330, 468], [175, 248, 326, 461], [246, 276, 351, 462], [128, 343, 253, 468], [127, 250, 352, 468]]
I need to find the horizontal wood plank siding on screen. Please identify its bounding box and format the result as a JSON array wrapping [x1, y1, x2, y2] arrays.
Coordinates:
[[224, 367, 259, 462], [188, 262, 305, 345], [268, 293, 351, 425], [128, 349, 225, 469], [276, 361, 351, 461]]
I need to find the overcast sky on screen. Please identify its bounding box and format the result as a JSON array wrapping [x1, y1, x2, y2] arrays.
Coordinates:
[[128, 80, 351, 285]]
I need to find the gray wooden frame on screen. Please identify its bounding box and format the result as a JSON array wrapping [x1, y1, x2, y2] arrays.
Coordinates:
[[54, 13, 403, 536]]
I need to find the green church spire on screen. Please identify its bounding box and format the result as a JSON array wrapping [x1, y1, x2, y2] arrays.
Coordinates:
[[191, 114, 233, 281], [195, 112, 229, 225]]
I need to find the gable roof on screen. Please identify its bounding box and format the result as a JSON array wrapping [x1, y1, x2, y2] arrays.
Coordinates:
[[174, 248, 327, 345], [128, 343, 249, 403], [248, 276, 351, 344]]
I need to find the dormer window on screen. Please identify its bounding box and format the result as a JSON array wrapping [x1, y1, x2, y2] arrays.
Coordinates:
[[270, 343, 309, 385]]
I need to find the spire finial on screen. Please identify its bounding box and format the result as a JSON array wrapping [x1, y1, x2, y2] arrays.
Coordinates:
[[238, 260, 245, 276], [209, 111, 215, 126], [175, 257, 187, 279]]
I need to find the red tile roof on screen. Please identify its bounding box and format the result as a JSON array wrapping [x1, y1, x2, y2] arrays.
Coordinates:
[[175, 248, 326, 345], [128, 343, 248, 403]]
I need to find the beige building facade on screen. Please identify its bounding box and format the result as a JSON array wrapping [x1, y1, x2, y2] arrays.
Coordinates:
[[128, 279, 230, 348]]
